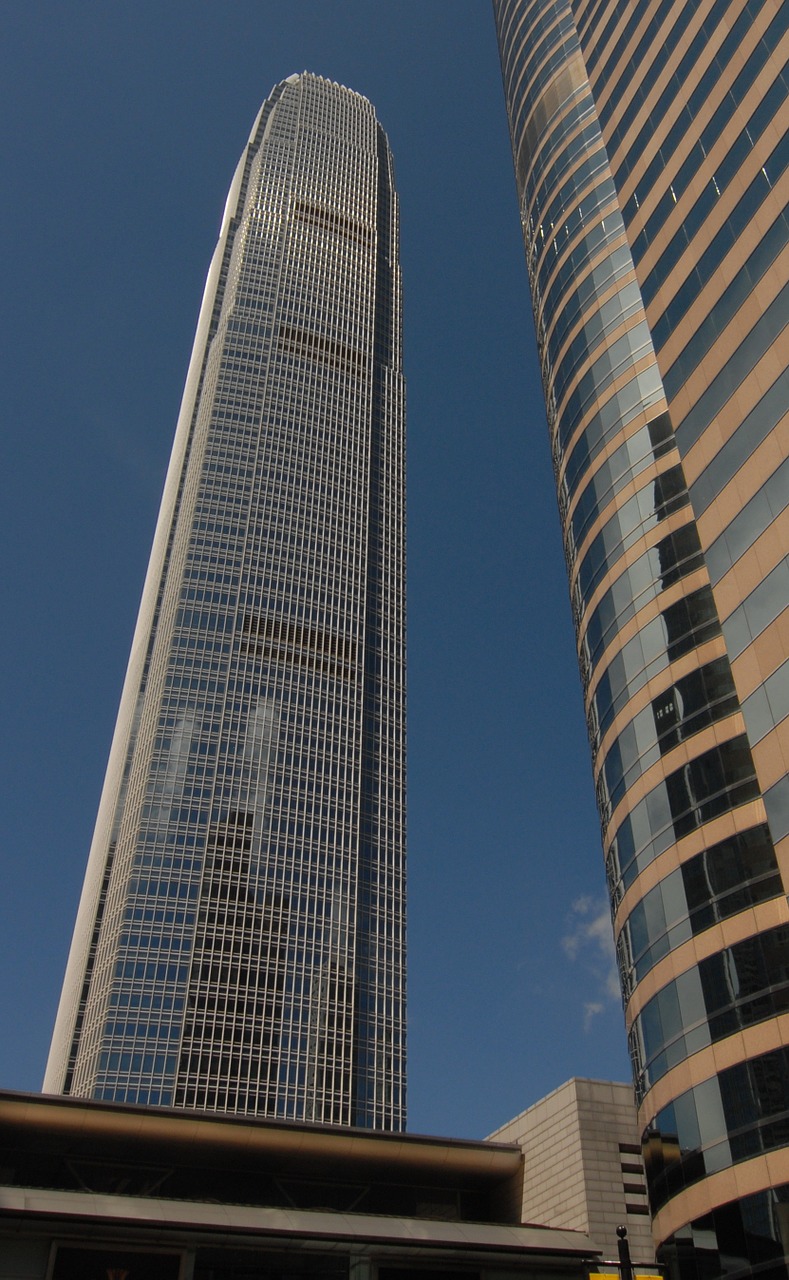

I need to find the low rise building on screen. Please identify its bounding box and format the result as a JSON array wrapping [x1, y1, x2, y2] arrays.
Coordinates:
[[489, 1079, 655, 1265], [0, 1090, 599, 1280]]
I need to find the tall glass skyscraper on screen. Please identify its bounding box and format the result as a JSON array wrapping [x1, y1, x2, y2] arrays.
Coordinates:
[[494, 0, 789, 1274], [45, 73, 406, 1131]]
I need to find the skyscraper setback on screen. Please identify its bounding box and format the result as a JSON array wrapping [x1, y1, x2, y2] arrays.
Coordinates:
[[45, 73, 406, 1131], [494, 0, 789, 1274]]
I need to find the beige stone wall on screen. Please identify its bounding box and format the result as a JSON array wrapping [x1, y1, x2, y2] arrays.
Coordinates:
[[490, 1078, 655, 1265]]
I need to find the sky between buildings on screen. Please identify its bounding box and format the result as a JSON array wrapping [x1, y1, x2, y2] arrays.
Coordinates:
[[1, 1, 632, 1138]]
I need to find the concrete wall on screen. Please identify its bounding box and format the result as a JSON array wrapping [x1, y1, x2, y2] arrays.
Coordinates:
[[489, 1078, 655, 1265]]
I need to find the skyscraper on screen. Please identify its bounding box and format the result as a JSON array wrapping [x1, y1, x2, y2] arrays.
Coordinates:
[[493, 0, 789, 1274], [45, 73, 406, 1131]]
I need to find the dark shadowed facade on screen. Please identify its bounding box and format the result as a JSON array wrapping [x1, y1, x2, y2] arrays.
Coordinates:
[[0, 1090, 599, 1280]]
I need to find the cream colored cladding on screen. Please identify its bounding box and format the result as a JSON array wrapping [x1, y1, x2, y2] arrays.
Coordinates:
[[46, 74, 406, 1131], [574, 0, 789, 1268], [494, 0, 789, 1273], [490, 1079, 655, 1265], [578, 0, 789, 881]]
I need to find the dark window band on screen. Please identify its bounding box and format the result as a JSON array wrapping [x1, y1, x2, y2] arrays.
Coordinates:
[[597, 657, 739, 826], [580, 520, 703, 681], [644, 1045, 789, 1213], [630, 923, 789, 1099], [588, 584, 721, 753], [616, 824, 780, 996], [607, 734, 760, 896]]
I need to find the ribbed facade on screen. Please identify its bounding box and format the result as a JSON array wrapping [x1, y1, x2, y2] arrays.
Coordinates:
[[45, 73, 406, 1131], [493, 1, 789, 1274]]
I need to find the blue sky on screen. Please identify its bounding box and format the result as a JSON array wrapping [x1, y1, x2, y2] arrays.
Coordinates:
[[1, 1, 631, 1138]]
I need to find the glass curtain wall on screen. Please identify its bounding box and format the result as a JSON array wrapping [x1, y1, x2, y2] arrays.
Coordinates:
[[46, 73, 406, 1131]]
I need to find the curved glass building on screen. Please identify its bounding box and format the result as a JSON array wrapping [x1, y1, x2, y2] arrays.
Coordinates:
[[45, 73, 406, 1131], [493, 0, 789, 1273]]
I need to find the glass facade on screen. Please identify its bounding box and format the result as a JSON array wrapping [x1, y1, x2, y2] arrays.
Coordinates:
[[45, 74, 406, 1130], [493, 0, 789, 1274]]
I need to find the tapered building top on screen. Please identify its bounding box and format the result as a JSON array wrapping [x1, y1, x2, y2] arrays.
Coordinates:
[[46, 73, 406, 1130]]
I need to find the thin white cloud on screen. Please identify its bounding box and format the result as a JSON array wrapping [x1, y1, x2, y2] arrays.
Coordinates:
[[562, 895, 620, 1031], [583, 1000, 604, 1031]]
